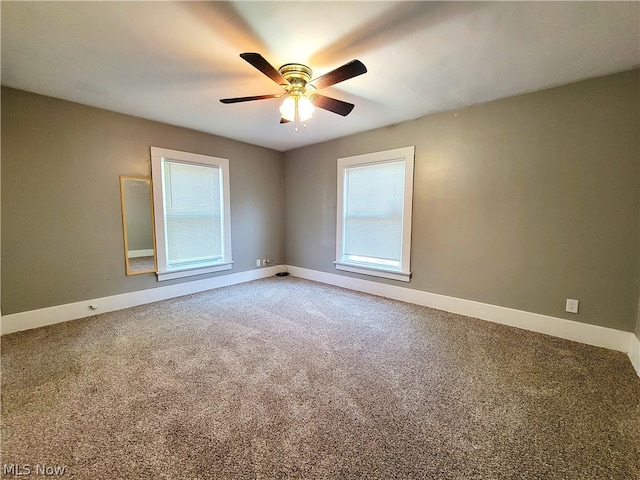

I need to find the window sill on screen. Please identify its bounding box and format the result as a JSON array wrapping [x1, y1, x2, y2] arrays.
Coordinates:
[[156, 262, 233, 281], [334, 261, 411, 282]]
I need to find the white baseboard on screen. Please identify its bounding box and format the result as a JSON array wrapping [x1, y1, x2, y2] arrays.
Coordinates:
[[0, 266, 280, 336], [3, 264, 639, 379], [287, 266, 640, 377], [630, 334, 640, 378]]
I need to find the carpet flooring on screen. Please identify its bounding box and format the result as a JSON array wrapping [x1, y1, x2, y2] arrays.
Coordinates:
[[127, 256, 155, 274], [1, 277, 639, 479]]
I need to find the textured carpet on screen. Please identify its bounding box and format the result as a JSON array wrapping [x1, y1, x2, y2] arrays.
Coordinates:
[[127, 256, 155, 273], [1, 277, 639, 479]]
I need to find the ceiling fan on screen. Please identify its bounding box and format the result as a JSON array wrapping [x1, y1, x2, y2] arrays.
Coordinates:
[[220, 53, 367, 129]]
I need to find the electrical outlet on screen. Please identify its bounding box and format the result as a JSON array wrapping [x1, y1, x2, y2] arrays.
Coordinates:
[[256, 259, 261, 267], [263, 258, 267, 266], [566, 299, 579, 314]]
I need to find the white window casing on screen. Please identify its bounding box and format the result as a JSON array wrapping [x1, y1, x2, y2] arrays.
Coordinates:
[[151, 147, 233, 281], [335, 146, 415, 282]]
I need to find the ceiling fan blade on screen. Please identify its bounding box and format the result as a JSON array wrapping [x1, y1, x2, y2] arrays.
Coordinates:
[[310, 60, 367, 89], [280, 117, 291, 124], [312, 94, 355, 116], [240, 52, 289, 85], [220, 94, 279, 104]]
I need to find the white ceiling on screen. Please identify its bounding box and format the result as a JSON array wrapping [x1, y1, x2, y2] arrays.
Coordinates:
[[2, 1, 638, 152]]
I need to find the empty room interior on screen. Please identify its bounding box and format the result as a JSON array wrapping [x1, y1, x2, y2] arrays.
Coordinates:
[[1, 1, 639, 479]]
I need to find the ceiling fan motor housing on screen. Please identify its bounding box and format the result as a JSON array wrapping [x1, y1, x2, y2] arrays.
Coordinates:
[[278, 63, 312, 85], [279, 64, 317, 102]]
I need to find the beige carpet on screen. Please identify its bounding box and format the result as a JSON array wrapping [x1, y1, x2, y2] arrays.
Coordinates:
[[1, 277, 639, 479]]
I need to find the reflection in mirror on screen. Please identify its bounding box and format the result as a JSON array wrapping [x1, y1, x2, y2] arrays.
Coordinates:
[[120, 176, 157, 275]]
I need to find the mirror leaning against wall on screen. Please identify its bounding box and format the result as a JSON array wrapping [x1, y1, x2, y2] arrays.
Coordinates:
[[120, 176, 157, 275]]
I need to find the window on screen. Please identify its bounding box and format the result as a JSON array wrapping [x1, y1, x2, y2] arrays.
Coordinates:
[[151, 147, 232, 281], [335, 146, 415, 282]]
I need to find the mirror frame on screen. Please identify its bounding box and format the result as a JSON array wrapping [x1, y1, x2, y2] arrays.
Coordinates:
[[120, 176, 157, 276]]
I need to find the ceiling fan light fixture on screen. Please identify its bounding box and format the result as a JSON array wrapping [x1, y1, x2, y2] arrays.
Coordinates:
[[280, 95, 314, 122], [221, 53, 366, 126]]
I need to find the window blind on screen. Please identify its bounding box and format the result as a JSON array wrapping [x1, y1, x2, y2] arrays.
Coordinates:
[[163, 161, 223, 268], [343, 160, 405, 268]]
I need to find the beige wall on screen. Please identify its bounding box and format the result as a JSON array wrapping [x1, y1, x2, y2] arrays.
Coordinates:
[[284, 70, 640, 332], [3, 71, 640, 333], [1, 87, 285, 315]]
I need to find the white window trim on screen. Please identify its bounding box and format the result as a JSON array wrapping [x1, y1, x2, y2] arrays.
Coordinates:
[[150, 147, 233, 282], [335, 146, 415, 282]]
